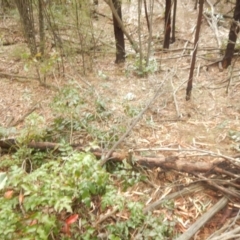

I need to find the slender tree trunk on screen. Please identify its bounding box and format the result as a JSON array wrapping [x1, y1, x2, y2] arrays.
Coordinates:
[[146, 0, 154, 66], [38, 0, 45, 56], [138, 0, 143, 73], [194, 0, 198, 10], [171, 0, 177, 43], [144, 0, 150, 32], [222, 0, 240, 68], [104, 0, 139, 54], [186, 0, 204, 101], [163, 0, 171, 49], [112, 0, 125, 63]]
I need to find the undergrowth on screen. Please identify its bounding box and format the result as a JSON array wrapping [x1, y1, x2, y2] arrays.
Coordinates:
[[0, 83, 176, 239]]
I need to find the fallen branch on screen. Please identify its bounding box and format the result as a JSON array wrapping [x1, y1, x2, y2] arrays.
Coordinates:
[[9, 106, 37, 127], [99, 72, 171, 166], [195, 174, 240, 199], [143, 183, 205, 213], [0, 139, 237, 176], [176, 196, 229, 240], [0, 71, 38, 81], [134, 146, 240, 167]]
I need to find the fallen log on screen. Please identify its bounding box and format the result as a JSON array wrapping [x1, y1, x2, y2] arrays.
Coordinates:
[[0, 139, 236, 175]]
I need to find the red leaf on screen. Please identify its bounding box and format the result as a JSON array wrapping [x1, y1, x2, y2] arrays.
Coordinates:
[[65, 214, 79, 225], [29, 219, 38, 226]]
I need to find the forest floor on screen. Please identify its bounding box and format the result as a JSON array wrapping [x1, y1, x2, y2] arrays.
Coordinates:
[[1, 0, 240, 239]]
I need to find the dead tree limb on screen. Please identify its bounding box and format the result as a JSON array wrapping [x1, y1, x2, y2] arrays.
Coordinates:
[[99, 74, 170, 166], [134, 146, 240, 167], [0, 139, 237, 175], [143, 183, 205, 213], [2, 138, 240, 195], [176, 197, 229, 240], [9, 106, 37, 127], [0, 72, 39, 81], [196, 174, 240, 199]]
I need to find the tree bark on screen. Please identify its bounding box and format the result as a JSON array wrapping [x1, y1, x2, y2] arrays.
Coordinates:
[[222, 0, 240, 68], [104, 0, 139, 54], [172, 0, 177, 43], [144, 0, 150, 32], [15, 0, 37, 56], [112, 0, 125, 63], [38, 0, 45, 56], [163, 0, 171, 49]]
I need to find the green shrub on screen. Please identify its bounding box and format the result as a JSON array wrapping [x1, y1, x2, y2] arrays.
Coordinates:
[[0, 152, 109, 239]]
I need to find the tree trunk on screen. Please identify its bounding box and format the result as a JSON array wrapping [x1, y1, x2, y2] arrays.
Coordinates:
[[38, 0, 45, 56], [186, 0, 204, 100], [15, 0, 37, 56], [144, 0, 150, 32], [171, 0, 177, 43], [112, 0, 125, 63], [222, 0, 240, 68], [163, 0, 171, 49]]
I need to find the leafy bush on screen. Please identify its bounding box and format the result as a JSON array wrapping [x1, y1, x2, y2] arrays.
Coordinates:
[[0, 151, 109, 239], [134, 55, 158, 76]]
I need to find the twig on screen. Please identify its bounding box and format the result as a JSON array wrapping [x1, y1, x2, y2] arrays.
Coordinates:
[[143, 183, 204, 213], [176, 196, 229, 240], [170, 77, 180, 117], [195, 174, 240, 199], [156, 46, 222, 53], [203, 0, 222, 48], [94, 208, 118, 227], [9, 106, 37, 127], [171, 78, 187, 118], [181, 40, 189, 57], [203, 1, 224, 71], [99, 74, 170, 166], [8, 97, 50, 127]]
